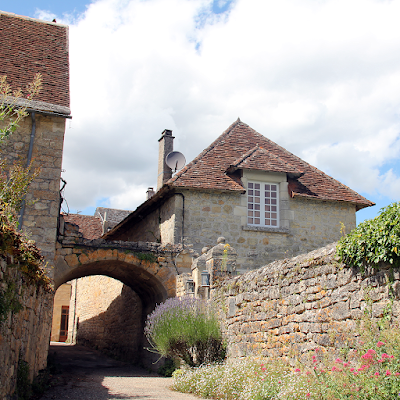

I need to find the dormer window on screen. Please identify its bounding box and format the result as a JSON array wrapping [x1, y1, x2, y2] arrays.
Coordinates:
[[247, 181, 279, 227]]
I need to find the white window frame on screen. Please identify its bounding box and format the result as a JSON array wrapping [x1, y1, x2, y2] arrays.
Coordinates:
[[247, 181, 279, 227]]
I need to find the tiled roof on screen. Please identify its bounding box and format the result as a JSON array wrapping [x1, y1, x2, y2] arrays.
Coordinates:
[[63, 214, 103, 240], [168, 119, 374, 210], [228, 145, 303, 177], [0, 12, 70, 113], [94, 207, 132, 227]]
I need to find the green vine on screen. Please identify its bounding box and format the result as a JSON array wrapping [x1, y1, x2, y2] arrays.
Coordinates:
[[337, 201, 400, 273]]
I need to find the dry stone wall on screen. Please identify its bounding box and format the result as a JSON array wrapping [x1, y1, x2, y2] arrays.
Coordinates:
[[0, 255, 53, 400], [213, 242, 400, 364]]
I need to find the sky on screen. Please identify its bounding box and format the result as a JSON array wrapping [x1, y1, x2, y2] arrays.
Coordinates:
[[1, 0, 400, 225]]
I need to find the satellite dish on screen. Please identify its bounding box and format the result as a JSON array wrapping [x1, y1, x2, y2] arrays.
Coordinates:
[[166, 151, 186, 172]]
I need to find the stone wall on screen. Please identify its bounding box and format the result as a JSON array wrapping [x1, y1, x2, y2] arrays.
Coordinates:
[[180, 189, 356, 272], [0, 113, 66, 272], [69, 276, 143, 363], [0, 255, 53, 400], [50, 283, 71, 342], [212, 243, 400, 364]]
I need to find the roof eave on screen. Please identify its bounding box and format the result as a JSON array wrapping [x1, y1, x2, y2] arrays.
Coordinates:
[[290, 192, 375, 211], [102, 185, 175, 240]]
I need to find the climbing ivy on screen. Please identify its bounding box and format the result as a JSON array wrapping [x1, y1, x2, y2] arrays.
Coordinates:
[[337, 201, 400, 273]]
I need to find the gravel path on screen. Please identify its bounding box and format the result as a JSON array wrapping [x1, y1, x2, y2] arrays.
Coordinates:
[[39, 343, 200, 400]]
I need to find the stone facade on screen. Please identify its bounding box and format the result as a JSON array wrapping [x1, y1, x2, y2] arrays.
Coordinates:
[[211, 242, 400, 364], [69, 276, 142, 362], [0, 255, 53, 400], [117, 188, 357, 272], [0, 113, 66, 272], [50, 283, 71, 342]]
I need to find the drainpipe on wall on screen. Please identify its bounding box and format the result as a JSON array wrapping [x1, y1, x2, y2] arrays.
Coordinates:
[[175, 192, 185, 244], [18, 111, 36, 230]]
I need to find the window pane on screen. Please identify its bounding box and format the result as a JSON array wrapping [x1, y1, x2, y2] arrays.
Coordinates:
[[248, 217, 253, 224], [271, 206, 276, 212], [255, 183, 260, 189], [265, 184, 270, 190], [248, 189, 253, 195], [271, 185, 277, 191], [265, 212, 270, 218], [265, 205, 270, 211], [255, 190, 260, 196], [271, 220, 277, 226], [248, 183, 253, 188], [265, 199, 270, 204], [248, 196, 253, 202], [271, 213, 277, 219], [255, 197, 260, 203], [255, 218, 260, 224], [265, 220, 270, 226], [271, 192, 276, 198], [248, 204, 253, 209], [255, 211, 260, 217], [255, 204, 260, 210], [265, 191, 270, 197], [271, 199, 276, 205]]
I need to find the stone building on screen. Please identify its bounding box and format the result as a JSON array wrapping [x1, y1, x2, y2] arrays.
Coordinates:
[[104, 119, 374, 271], [0, 11, 70, 269]]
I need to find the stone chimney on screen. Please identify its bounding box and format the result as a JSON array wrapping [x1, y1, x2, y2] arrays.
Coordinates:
[[157, 129, 174, 190]]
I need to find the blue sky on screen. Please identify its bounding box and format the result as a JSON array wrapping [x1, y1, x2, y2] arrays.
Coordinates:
[[2, 0, 400, 226]]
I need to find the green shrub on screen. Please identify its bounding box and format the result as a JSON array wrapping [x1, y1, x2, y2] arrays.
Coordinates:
[[337, 201, 400, 273], [145, 297, 226, 367]]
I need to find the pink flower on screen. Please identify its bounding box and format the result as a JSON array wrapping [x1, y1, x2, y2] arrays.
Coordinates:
[[378, 359, 384, 363], [382, 353, 390, 359], [367, 349, 376, 355], [335, 358, 343, 363], [306, 394, 311, 398], [306, 371, 311, 375], [278, 381, 282, 384], [295, 368, 301, 372], [332, 366, 339, 372], [395, 372, 400, 376], [374, 372, 380, 376], [343, 363, 349, 367], [350, 368, 355, 372], [386, 370, 391, 376], [377, 341, 385, 347]]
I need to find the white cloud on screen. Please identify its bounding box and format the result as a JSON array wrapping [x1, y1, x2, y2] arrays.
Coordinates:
[[58, 0, 400, 214]]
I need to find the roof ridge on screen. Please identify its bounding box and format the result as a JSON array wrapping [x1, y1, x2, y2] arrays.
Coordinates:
[[0, 11, 68, 27]]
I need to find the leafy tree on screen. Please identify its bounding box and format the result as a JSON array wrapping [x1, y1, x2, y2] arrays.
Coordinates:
[[145, 297, 226, 367], [337, 202, 400, 273]]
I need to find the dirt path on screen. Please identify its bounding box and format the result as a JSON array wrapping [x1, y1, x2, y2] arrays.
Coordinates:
[[39, 343, 200, 400]]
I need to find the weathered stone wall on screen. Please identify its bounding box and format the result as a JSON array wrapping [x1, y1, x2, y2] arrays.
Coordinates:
[[0, 255, 53, 400], [70, 276, 143, 363], [0, 114, 66, 273], [212, 243, 400, 364], [180, 189, 356, 272], [114, 195, 178, 244]]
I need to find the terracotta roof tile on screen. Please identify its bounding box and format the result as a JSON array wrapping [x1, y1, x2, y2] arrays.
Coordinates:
[[63, 214, 103, 240], [168, 119, 374, 210], [0, 12, 70, 111], [229, 145, 303, 176]]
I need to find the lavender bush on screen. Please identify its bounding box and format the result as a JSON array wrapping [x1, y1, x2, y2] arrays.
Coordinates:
[[144, 297, 226, 367]]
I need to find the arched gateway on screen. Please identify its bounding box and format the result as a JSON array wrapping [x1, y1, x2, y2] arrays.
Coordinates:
[[53, 215, 191, 365]]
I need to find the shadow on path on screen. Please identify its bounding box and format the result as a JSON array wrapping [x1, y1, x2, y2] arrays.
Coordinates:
[[39, 342, 199, 400]]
